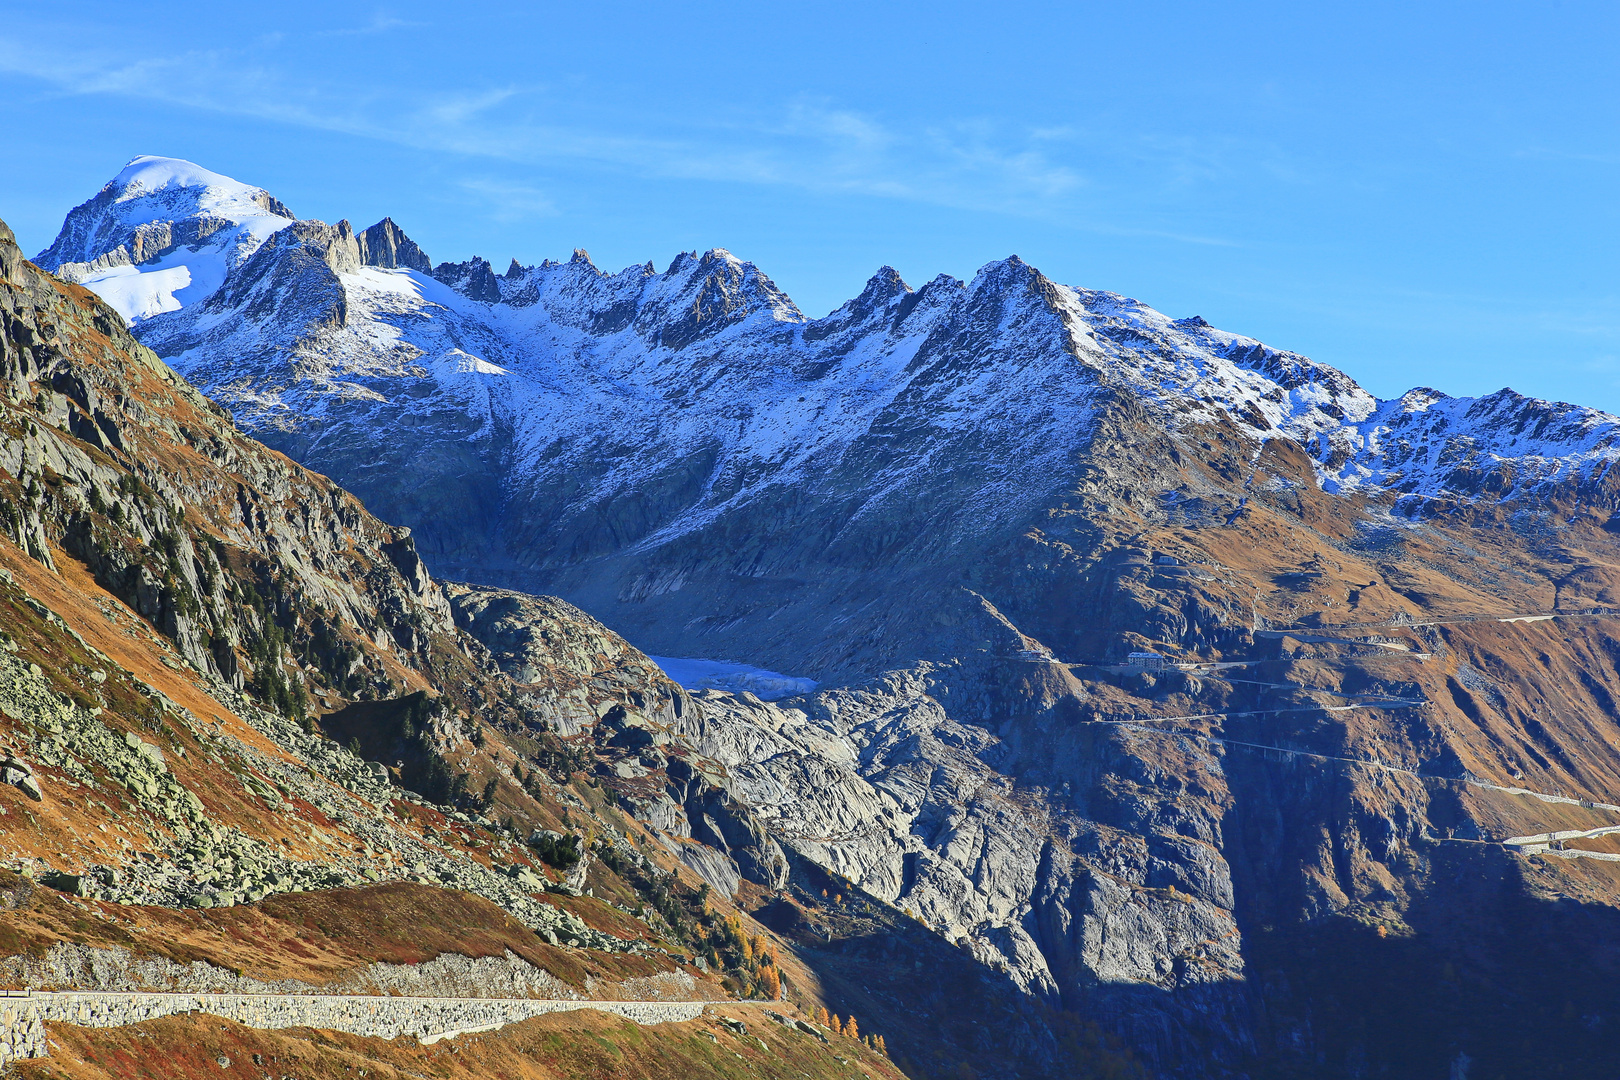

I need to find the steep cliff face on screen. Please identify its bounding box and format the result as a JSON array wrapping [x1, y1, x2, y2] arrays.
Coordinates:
[[2, 213, 460, 705]]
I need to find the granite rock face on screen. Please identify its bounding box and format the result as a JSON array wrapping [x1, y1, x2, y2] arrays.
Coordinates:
[[358, 218, 433, 273], [444, 583, 679, 728]]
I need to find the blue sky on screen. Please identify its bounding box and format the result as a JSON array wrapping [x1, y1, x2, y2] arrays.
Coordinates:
[[0, 1, 1615, 409]]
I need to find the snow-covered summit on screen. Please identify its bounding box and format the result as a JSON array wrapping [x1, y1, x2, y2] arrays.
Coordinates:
[[35, 156, 296, 323], [99, 156, 294, 227]]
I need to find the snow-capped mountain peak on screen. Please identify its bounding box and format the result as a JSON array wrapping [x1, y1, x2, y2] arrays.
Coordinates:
[[36, 156, 296, 324], [101, 155, 294, 226]]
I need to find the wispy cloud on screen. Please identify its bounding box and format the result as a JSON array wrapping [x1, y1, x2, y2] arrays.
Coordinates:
[[316, 12, 425, 38], [457, 178, 557, 222], [0, 30, 1223, 241]]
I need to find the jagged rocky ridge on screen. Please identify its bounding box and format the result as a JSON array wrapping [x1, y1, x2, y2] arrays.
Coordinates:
[[41, 159, 1620, 678], [27, 157, 1620, 1078]]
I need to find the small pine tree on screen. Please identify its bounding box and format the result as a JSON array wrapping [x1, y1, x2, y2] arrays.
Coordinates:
[[760, 965, 781, 1000], [875, 1034, 887, 1056], [845, 1015, 859, 1040], [347, 736, 363, 758]]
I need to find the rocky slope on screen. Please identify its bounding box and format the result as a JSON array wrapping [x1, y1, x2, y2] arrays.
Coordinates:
[[29, 157, 1620, 1078], [0, 209, 1133, 1079], [0, 206, 676, 948]]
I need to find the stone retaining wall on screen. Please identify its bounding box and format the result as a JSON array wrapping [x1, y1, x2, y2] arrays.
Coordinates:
[[0, 991, 709, 1064]]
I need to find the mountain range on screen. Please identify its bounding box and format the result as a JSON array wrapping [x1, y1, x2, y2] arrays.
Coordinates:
[[5, 155, 1620, 1077]]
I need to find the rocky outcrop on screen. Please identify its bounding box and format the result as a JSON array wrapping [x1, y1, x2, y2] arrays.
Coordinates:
[[433, 256, 502, 302], [444, 582, 688, 735], [357, 217, 432, 272]]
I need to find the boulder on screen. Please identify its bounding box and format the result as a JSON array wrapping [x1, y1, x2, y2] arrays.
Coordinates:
[[0, 757, 40, 801], [41, 871, 87, 897]]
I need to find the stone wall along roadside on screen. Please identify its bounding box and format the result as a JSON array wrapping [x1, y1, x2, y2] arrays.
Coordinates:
[[0, 990, 712, 1064]]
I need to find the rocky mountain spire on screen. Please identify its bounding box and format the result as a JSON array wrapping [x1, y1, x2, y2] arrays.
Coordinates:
[[356, 217, 432, 272]]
